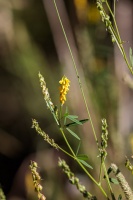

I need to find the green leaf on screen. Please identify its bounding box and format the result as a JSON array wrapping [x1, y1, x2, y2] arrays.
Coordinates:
[[66, 115, 82, 125], [78, 159, 93, 169], [67, 115, 78, 119], [76, 141, 81, 156], [129, 47, 133, 67], [64, 107, 69, 117], [77, 154, 89, 161], [65, 122, 78, 127], [109, 178, 119, 184], [64, 113, 69, 118], [65, 119, 89, 127], [63, 108, 68, 125], [66, 128, 80, 140], [79, 119, 89, 124], [64, 117, 67, 126]]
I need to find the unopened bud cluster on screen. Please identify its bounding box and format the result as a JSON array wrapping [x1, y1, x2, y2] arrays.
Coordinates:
[[29, 161, 46, 200]]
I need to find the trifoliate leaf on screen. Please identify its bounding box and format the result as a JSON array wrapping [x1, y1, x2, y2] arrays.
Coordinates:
[[65, 122, 78, 127], [67, 115, 78, 119], [77, 154, 89, 161], [78, 159, 93, 169], [79, 119, 89, 124], [66, 116, 83, 125], [66, 128, 80, 140], [65, 119, 89, 127]]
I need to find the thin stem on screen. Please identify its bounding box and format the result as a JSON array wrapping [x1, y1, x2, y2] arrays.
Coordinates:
[[102, 163, 113, 194], [105, 0, 121, 42], [58, 146, 75, 159], [108, 25, 133, 75], [60, 127, 108, 198], [101, 3, 122, 54], [53, 0, 99, 146], [105, 1, 133, 75], [108, 26, 123, 55], [98, 160, 103, 184], [59, 104, 62, 127], [60, 127, 77, 157], [113, 0, 116, 17], [77, 159, 108, 198]]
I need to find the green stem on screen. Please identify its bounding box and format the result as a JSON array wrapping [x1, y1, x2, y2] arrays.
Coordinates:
[[113, 0, 116, 17], [108, 25, 133, 75], [59, 104, 62, 127], [101, 4, 122, 54], [60, 127, 108, 198], [102, 163, 113, 195], [53, 0, 99, 146], [77, 160, 108, 199], [58, 146, 75, 159], [103, 163, 117, 200], [98, 160, 103, 184], [105, 1, 133, 75], [60, 127, 77, 157], [105, 0, 121, 42]]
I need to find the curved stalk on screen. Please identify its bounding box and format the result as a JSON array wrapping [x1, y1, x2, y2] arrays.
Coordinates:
[[105, 0, 121, 42], [53, 0, 99, 146], [104, 1, 133, 75], [103, 163, 113, 194]]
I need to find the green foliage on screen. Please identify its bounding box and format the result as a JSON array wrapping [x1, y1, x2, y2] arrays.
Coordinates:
[[76, 154, 89, 161], [109, 178, 119, 185], [77, 159, 93, 169], [65, 119, 89, 127], [31, 0, 133, 200], [66, 127, 80, 140], [65, 114, 83, 125]]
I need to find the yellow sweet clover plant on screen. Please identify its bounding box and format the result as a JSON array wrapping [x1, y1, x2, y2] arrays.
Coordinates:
[[31, 1, 133, 200]]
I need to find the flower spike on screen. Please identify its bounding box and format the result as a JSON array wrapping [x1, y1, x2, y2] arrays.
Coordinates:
[[59, 76, 70, 105]]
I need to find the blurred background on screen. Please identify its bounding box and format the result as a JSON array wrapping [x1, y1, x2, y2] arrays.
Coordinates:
[[0, 0, 133, 199]]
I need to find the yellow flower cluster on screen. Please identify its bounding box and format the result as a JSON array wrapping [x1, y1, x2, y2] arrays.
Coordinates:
[[59, 76, 70, 105]]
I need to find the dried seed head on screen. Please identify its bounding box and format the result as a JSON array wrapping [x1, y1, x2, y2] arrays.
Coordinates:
[[59, 76, 70, 105]]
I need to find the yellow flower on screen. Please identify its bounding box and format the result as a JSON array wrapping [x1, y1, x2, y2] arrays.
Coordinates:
[[59, 76, 70, 105]]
